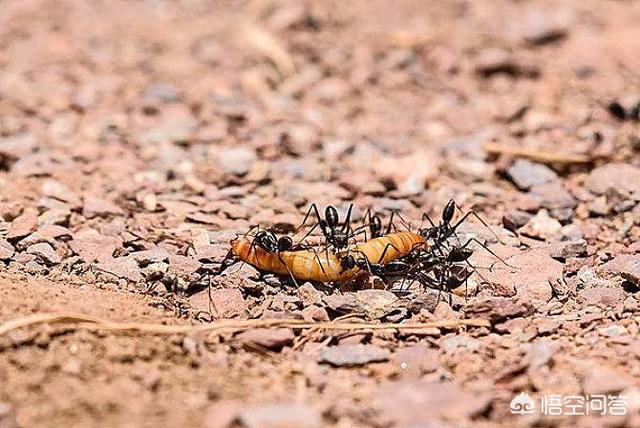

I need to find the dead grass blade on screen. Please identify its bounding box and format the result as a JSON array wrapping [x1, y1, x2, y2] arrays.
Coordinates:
[[485, 142, 591, 164], [243, 25, 295, 78], [0, 312, 490, 337]]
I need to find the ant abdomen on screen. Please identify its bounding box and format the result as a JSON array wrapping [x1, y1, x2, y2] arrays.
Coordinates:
[[325, 205, 339, 228], [442, 199, 456, 224]]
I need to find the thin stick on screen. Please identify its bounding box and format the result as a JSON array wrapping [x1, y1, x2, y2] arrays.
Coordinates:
[[0, 312, 491, 337], [485, 142, 591, 164]]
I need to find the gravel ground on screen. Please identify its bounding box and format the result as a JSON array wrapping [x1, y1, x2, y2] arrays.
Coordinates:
[[1, 1, 640, 427]]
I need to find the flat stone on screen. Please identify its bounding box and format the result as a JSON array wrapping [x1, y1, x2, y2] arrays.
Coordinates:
[[301, 306, 330, 322], [297, 282, 323, 306], [530, 182, 577, 210], [548, 240, 587, 260], [319, 344, 390, 366], [69, 229, 121, 263], [588, 196, 611, 216], [376, 381, 491, 424], [577, 287, 626, 306], [393, 345, 440, 377], [17, 225, 72, 250], [26, 242, 61, 265], [95, 257, 143, 282], [535, 318, 561, 335], [502, 210, 533, 231], [408, 290, 440, 313], [41, 179, 80, 205], [495, 317, 529, 334], [355, 289, 398, 319], [209, 288, 246, 319], [442, 335, 481, 353], [475, 246, 561, 300], [0, 238, 15, 260], [604, 255, 640, 284], [82, 197, 124, 218], [167, 254, 202, 277], [506, 159, 558, 190], [464, 297, 533, 323], [0, 401, 18, 428], [38, 208, 71, 227], [519, 9, 569, 46], [520, 209, 562, 240], [216, 146, 257, 175], [526, 341, 556, 369], [323, 293, 360, 314], [586, 163, 640, 195], [235, 328, 294, 350], [237, 403, 321, 428], [190, 227, 210, 250], [194, 244, 228, 263], [130, 247, 170, 265], [7, 210, 38, 240], [597, 325, 627, 337], [583, 368, 631, 395]]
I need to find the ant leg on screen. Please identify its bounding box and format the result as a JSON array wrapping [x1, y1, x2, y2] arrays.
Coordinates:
[[385, 211, 412, 234], [348, 227, 369, 244], [341, 203, 354, 232], [243, 224, 260, 239], [421, 212, 438, 229], [451, 210, 503, 244], [297, 222, 321, 247], [215, 248, 237, 275], [459, 237, 515, 269], [375, 242, 402, 264], [464, 259, 489, 285], [299, 203, 323, 229], [278, 254, 300, 287], [313, 253, 331, 281], [384, 211, 397, 235]]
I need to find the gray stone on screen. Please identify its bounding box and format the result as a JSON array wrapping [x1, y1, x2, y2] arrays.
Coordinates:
[[236, 328, 294, 350], [26, 242, 61, 265], [586, 163, 640, 195], [319, 344, 390, 366], [604, 255, 640, 284], [237, 403, 321, 428], [506, 159, 558, 190], [376, 381, 492, 424]]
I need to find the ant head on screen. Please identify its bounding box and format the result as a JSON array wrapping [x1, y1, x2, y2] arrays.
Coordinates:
[[255, 230, 277, 251], [340, 255, 356, 270], [277, 236, 293, 252], [325, 205, 339, 228], [442, 200, 456, 224]]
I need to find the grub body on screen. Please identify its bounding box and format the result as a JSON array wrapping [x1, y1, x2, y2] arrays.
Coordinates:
[[230, 231, 425, 282]]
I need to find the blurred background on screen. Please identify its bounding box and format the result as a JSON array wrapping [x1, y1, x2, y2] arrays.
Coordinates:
[[2, 0, 639, 227]]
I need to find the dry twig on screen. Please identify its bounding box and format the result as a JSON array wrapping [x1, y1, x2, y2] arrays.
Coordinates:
[[485, 142, 591, 165], [0, 312, 490, 337]]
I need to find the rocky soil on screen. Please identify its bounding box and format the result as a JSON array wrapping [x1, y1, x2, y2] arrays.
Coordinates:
[[1, 0, 640, 427]]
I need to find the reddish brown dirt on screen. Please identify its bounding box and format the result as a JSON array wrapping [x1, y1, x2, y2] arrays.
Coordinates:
[[2, 1, 640, 427]]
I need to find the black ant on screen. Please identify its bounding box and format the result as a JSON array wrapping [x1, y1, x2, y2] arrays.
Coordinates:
[[298, 203, 363, 252], [253, 229, 294, 253], [419, 200, 512, 267]]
